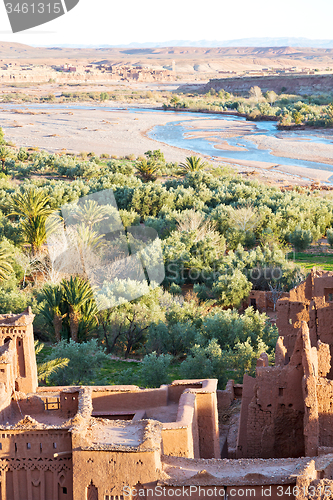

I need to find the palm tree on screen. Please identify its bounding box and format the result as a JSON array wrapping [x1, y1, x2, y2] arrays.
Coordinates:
[[135, 158, 159, 182], [35, 341, 69, 384], [8, 188, 56, 256], [0, 146, 11, 172], [178, 156, 208, 174], [0, 246, 14, 280], [78, 300, 98, 341], [40, 284, 66, 341], [61, 276, 96, 342], [72, 199, 109, 230]]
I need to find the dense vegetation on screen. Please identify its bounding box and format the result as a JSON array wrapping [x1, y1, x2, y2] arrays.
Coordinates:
[[0, 128, 332, 388], [2, 84, 333, 128], [165, 87, 333, 128]]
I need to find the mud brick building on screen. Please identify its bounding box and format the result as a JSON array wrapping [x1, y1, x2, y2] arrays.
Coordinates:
[[238, 269, 333, 459], [2, 271, 333, 499]]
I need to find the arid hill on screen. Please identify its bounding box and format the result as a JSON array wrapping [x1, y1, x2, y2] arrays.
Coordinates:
[[1, 42, 333, 76], [190, 73, 333, 95]]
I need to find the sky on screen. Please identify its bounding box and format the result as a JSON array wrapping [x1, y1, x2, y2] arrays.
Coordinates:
[[0, 0, 332, 47]]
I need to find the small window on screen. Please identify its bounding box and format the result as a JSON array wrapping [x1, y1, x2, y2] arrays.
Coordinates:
[[72, 397, 75, 400], [40, 443, 42, 453], [279, 388, 284, 396], [62, 487, 67, 494], [18, 341, 21, 346], [27, 443, 31, 450], [64, 397, 67, 401], [0, 443, 2, 450], [53, 443, 57, 449], [289, 319, 293, 324], [14, 443, 17, 453]]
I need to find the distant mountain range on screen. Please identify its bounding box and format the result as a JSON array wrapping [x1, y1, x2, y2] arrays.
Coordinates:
[[42, 37, 333, 49]]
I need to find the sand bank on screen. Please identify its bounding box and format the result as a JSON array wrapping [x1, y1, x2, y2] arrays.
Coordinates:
[[0, 103, 332, 186]]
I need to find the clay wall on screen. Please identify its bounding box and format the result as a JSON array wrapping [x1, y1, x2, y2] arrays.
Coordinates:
[[3, 456, 72, 500], [236, 374, 256, 458], [313, 275, 333, 299], [317, 380, 333, 447], [242, 365, 305, 458], [60, 391, 79, 418], [196, 390, 220, 459], [0, 429, 72, 499], [72, 449, 161, 499], [248, 290, 267, 311], [217, 379, 235, 410], [0, 397, 13, 425], [168, 381, 203, 403], [314, 301, 333, 344], [0, 429, 71, 457], [276, 299, 310, 358], [162, 391, 198, 458], [16, 394, 45, 415], [289, 275, 313, 302], [0, 309, 38, 395], [91, 386, 168, 412], [162, 380, 219, 459]]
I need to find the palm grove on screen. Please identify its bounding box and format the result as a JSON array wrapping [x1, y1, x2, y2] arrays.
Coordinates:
[[0, 133, 330, 387]]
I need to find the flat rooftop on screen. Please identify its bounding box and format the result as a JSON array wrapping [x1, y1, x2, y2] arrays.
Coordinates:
[[161, 456, 316, 486]]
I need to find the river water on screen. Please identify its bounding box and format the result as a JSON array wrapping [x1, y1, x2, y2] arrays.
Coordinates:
[[147, 111, 333, 178], [1, 103, 333, 181]]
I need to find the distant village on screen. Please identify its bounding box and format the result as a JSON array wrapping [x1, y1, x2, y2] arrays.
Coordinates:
[[0, 61, 175, 83], [0, 60, 327, 84]]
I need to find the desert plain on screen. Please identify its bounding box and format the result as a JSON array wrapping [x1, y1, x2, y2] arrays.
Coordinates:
[[1, 42, 333, 186]]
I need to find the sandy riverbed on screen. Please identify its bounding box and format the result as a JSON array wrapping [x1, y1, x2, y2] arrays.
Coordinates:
[[0, 103, 332, 186]]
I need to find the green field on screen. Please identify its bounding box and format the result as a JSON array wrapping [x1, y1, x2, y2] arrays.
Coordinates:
[[37, 344, 181, 387], [287, 252, 333, 272]]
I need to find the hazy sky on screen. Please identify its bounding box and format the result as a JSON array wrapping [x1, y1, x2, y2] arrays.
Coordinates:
[[0, 0, 332, 46]]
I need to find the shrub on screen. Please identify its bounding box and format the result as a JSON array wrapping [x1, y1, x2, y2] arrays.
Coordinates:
[[326, 228, 333, 247], [212, 269, 252, 308], [140, 352, 172, 387], [289, 227, 313, 252], [45, 339, 108, 385]]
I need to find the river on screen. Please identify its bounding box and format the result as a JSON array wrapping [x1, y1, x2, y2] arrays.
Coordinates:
[[1, 103, 333, 182]]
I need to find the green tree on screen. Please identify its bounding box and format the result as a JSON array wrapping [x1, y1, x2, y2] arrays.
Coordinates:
[[292, 110, 303, 125], [179, 156, 208, 173], [170, 95, 181, 108], [8, 188, 56, 256], [0, 147, 11, 172], [0, 127, 4, 145], [44, 339, 108, 385], [35, 341, 69, 384], [249, 86, 263, 102], [265, 90, 278, 106], [39, 284, 65, 341], [289, 227, 313, 252], [140, 352, 172, 387], [61, 276, 97, 342], [212, 269, 252, 308], [327, 228, 333, 247], [0, 245, 14, 280], [135, 158, 159, 182]]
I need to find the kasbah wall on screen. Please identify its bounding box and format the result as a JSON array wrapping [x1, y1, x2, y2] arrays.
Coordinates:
[[1, 269, 333, 499]]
